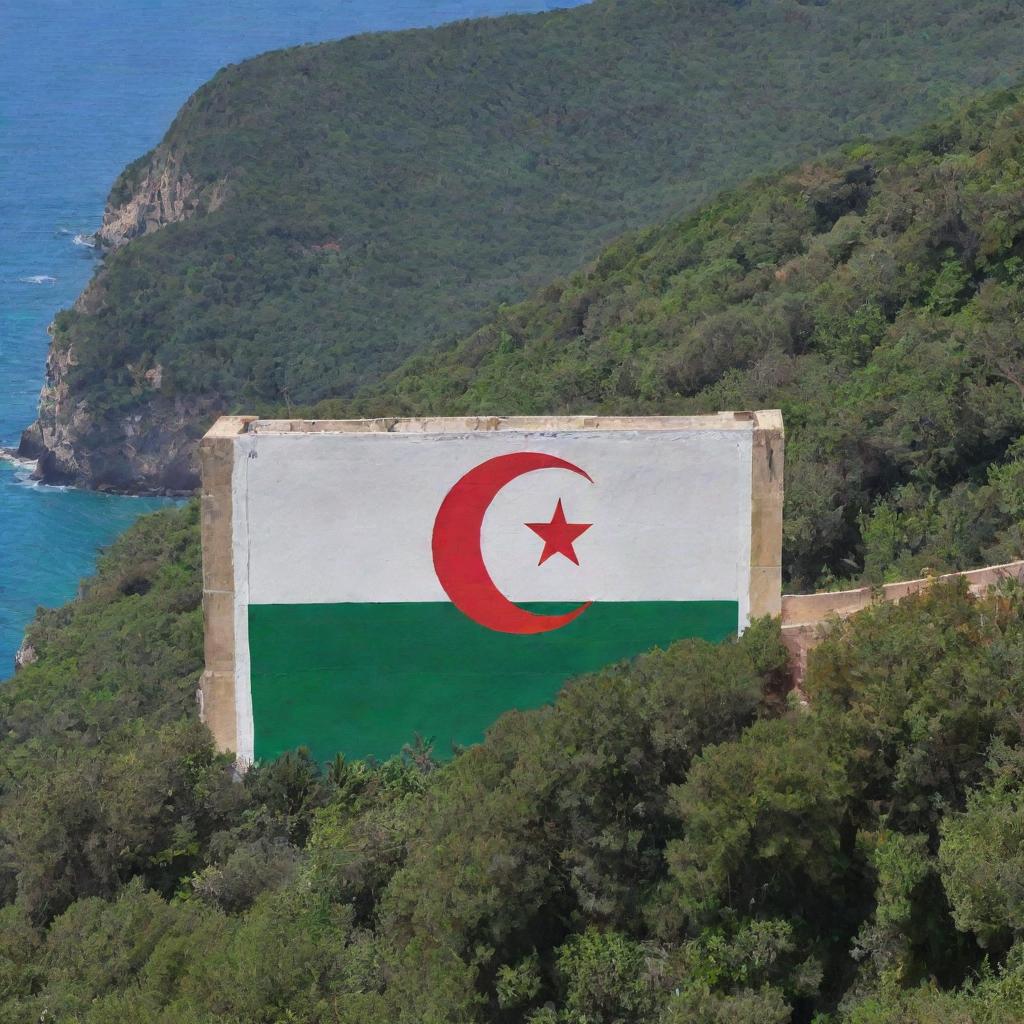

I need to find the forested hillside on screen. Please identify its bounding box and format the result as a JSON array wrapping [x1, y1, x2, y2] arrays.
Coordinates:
[[29, 0, 1024, 490], [6, 37, 1024, 1021], [335, 88, 1024, 589], [2, 504, 1024, 1022]]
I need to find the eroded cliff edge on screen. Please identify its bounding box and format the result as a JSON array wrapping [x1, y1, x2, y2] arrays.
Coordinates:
[[18, 147, 227, 494], [97, 148, 227, 250]]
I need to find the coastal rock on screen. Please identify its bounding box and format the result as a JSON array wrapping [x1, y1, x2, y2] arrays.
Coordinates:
[[17, 420, 46, 461], [21, 145, 229, 494], [97, 149, 227, 250], [21, 393, 218, 495], [14, 639, 37, 672], [19, 330, 217, 493]]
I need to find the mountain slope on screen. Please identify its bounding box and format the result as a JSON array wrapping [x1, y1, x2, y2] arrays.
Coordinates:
[[24, 0, 1024, 491], [5, 80, 1024, 1021], [336, 88, 1024, 588], [4, 519, 1024, 1021]]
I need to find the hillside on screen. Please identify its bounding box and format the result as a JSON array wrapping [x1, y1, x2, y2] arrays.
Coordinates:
[[22, 0, 1024, 491], [6, 55, 1024, 1022], [2, 504, 1024, 1021], [332, 88, 1024, 589]]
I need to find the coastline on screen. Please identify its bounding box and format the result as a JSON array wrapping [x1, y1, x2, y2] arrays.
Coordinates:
[[0, 448, 35, 470], [0, 448, 192, 499]]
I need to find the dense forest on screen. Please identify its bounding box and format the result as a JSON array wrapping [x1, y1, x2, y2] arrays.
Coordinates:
[[4, 94, 1024, 1015], [42, 0, 1024, 486], [5, 6, 1024, 1019], [1, 504, 1023, 1021], [333, 88, 1024, 590]]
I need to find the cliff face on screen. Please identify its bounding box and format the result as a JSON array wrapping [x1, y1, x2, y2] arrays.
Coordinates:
[[97, 149, 227, 250], [19, 150, 228, 493], [18, 334, 218, 494]]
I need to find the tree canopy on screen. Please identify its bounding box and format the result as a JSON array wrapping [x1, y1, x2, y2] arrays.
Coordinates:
[[2, 507, 1024, 1021], [53, 0, 1024, 478]]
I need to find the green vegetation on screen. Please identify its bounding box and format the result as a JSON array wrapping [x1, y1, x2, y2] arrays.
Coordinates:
[[337, 88, 1024, 588], [9, 8, 1024, 1018], [2, 506, 1024, 1021], [55, 0, 1024, 458]]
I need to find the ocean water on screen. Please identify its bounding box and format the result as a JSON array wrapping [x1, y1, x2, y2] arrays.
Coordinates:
[[0, 0, 587, 675]]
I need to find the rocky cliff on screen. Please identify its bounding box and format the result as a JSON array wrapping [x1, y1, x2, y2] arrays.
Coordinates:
[[17, 336, 215, 495], [18, 149, 228, 493], [97, 148, 227, 250]]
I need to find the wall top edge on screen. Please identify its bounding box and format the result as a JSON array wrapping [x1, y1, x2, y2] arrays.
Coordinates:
[[201, 415, 257, 441], [781, 558, 1024, 626], [202, 411, 783, 440]]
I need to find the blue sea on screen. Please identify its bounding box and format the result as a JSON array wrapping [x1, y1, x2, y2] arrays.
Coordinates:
[[0, 0, 586, 675]]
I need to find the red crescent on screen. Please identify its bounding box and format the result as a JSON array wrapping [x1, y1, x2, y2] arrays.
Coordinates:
[[432, 452, 593, 635]]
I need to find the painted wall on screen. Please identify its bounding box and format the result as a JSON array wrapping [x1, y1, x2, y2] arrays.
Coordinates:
[[201, 415, 783, 764]]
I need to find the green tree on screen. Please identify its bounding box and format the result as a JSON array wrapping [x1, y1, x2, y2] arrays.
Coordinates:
[[661, 717, 851, 937], [939, 744, 1024, 950]]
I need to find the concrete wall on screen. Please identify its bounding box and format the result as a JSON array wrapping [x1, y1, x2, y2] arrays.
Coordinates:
[[199, 412, 783, 761], [781, 560, 1024, 688], [198, 415, 255, 754]]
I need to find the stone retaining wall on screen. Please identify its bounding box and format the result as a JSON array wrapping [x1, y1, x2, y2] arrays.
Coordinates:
[[780, 559, 1024, 688]]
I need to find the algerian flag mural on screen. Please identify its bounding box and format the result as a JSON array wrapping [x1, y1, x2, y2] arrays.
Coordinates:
[[200, 415, 782, 764]]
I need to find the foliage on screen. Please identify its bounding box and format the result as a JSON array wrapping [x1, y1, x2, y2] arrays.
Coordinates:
[[55, 0, 1024, 486], [554, 928, 658, 1024], [804, 581, 1024, 835], [659, 984, 791, 1024], [332, 89, 1024, 589], [0, 503, 219, 922], [2, 528, 1024, 1020], [939, 744, 1024, 950], [842, 944, 1024, 1024]]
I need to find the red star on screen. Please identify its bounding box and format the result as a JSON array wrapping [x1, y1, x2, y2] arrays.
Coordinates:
[[526, 499, 592, 566]]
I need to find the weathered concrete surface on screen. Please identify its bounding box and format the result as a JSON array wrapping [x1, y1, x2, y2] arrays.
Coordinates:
[[749, 409, 784, 620], [199, 416, 254, 756], [248, 413, 769, 434], [781, 559, 1024, 689]]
